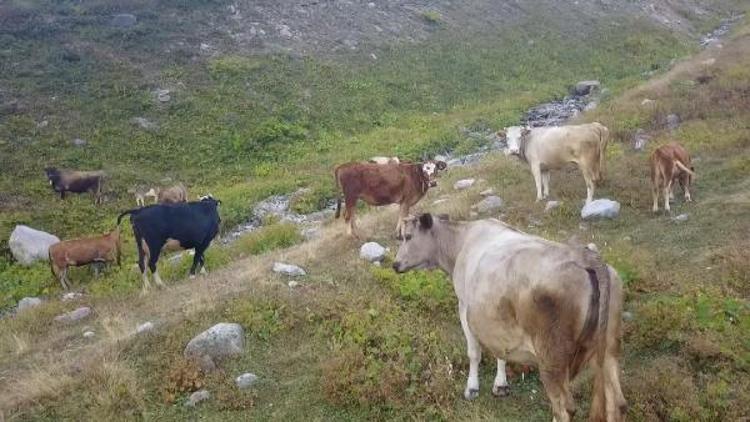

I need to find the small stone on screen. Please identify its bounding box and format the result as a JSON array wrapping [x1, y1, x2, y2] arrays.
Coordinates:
[[72, 138, 87, 147], [83, 330, 95, 338], [573, 80, 600, 96], [367, 2, 375, 7], [184, 323, 245, 363], [454, 179, 475, 190], [370, 53, 377, 60], [156, 89, 171, 103], [544, 201, 561, 212], [622, 311, 634, 322], [17, 297, 42, 312], [472, 196, 503, 213], [432, 199, 448, 205], [54, 306, 92, 323], [130, 117, 157, 130], [288, 280, 299, 289], [584, 101, 598, 111], [581, 199, 620, 220], [62, 292, 83, 301], [632, 129, 651, 151], [673, 213, 689, 222], [136, 321, 155, 334], [36, 120, 48, 128], [196, 355, 216, 372], [111, 13, 137, 28], [360, 242, 386, 262], [479, 188, 494, 196], [186, 389, 210, 407], [235, 373, 258, 389], [666, 114, 680, 130], [641, 98, 656, 107], [273, 262, 306, 277]]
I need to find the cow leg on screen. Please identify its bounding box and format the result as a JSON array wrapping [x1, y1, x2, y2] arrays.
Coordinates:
[[663, 180, 672, 212], [60, 190, 66, 200], [459, 302, 481, 400], [651, 183, 660, 213], [531, 165, 544, 202], [492, 359, 510, 397], [681, 174, 692, 202], [396, 203, 410, 238], [583, 169, 595, 204], [190, 246, 207, 277], [541, 171, 551, 200], [539, 368, 575, 422], [147, 242, 165, 287], [61, 268, 70, 290]]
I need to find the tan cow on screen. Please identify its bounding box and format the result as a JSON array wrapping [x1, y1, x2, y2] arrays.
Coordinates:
[[334, 160, 446, 238], [48, 229, 122, 290], [157, 183, 188, 204], [393, 214, 626, 422], [650, 142, 694, 213], [498, 122, 610, 204]]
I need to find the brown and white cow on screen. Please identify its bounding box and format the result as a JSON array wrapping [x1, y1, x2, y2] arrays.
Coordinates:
[[649, 142, 694, 213], [334, 160, 447, 238], [393, 214, 626, 422], [498, 122, 609, 204], [44, 167, 106, 204], [48, 229, 122, 290]]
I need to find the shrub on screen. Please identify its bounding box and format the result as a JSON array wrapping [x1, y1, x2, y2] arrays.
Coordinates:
[[370, 266, 455, 313], [230, 224, 302, 257]]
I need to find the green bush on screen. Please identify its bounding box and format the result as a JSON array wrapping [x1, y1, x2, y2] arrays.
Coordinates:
[[230, 224, 302, 256], [370, 266, 454, 312]]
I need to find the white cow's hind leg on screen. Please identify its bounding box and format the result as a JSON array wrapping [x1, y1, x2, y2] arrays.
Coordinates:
[[663, 181, 672, 212], [459, 302, 481, 400], [531, 165, 544, 202], [153, 271, 165, 287], [492, 359, 510, 397], [141, 272, 151, 296], [542, 171, 551, 199]]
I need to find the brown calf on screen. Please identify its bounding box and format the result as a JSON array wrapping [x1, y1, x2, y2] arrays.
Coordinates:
[[650, 142, 695, 213], [334, 160, 447, 238], [48, 229, 122, 290]]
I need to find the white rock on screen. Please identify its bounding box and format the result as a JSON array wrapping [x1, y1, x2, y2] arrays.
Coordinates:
[[472, 196, 503, 213], [136, 321, 155, 334], [574, 80, 600, 96], [156, 89, 171, 102], [235, 373, 258, 389], [184, 323, 245, 362], [432, 199, 448, 205], [83, 331, 95, 339], [72, 138, 87, 147], [273, 262, 306, 277], [453, 179, 475, 190], [622, 311, 634, 322], [673, 213, 689, 222], [641, 98, 656, 107], [360, 242, 386, 262], [288, 280, 299, 289], [479, 188, 494, 196], [17, 297, 43, 312], [9, 225, 60, 266], [186, 389, 210, 407], [545, 201, 561, 212], [130, 117, 157, 130], [581, 199, 621, 220], [54, 306, 91, 323], [62, 292, 83, 301]]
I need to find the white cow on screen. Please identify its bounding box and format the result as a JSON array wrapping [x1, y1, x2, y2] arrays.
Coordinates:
[[498, 122, 609, 204]]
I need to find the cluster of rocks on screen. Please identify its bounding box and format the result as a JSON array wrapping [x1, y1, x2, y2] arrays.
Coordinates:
[[523, 80, 601, 128]]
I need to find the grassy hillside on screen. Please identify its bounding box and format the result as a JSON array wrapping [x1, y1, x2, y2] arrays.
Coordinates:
[[0, 1, 749, 420], [1, 0, 743, 307]]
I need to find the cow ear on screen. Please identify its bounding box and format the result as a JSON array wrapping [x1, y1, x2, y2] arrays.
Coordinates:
[[496, 130, 506, 138], [419, 213, 433, 230], [436, 161, 447, 170]]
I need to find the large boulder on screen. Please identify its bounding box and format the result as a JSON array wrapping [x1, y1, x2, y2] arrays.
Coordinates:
[[453, 178, 475, 190], [360, 242, 386, 263], [581, 199, 621, 220], [472, 196, 503, 213], [9, 225, 60, 266], [17, 297, 43, 313], [184, 323, 245, 364], [573, 80, 600, 96], [54, 306, 92, 323]]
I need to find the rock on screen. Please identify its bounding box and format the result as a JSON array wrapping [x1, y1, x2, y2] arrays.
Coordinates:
[[632, 129, 650, 151], [62, 292, 83, 301], [9, 225, 60, 266], [54, 307, 92, 323], [278, 24, 293, 38], [156, 89, 171, 103], [111, 13, 137, 28], [273, 262, 306, 277], [479, 188, 494, 196], [186, 389, 210, 407], [288, 280, 299, 289], [130, 117, 157, 130], [17, 297, 43, 312], [581, 199, 621, 220], [367, 2, 375, 8], [472, 196, 503, 213], [673, 213, 689, 223], [360, 242, 386, 262], [136, 321, 155, 334], [622, 311, 634, 322], [36, 120, 49, 128], [235, 373, 258, 389], [666, 114, 680, 130], [640, 98, 656, 108], [544, 201, 561, 212], [573, 80, 600, 96], [184, 323, 245, 363], [301, 227, 320, 241], [83, 330, 95, 339], [432, 199, 448, 205], [584, 101, 598, 111], [454, 179, 475, 190], [72, 138, 87, 147], [196, 355, 216, 372]]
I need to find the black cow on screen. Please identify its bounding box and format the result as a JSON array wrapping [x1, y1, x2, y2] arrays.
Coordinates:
[[44, 167, 106, 204], [117, 195, 221, 294]]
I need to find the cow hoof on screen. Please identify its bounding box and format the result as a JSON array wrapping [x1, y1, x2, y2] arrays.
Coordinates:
[[492, 384, 510, 397], [464, 388, 479, 401], [189, 274, 196, 279]]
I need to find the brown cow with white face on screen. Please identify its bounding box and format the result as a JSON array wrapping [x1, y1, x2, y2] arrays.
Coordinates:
[[333, 160, 447, 238], [393, 214, 626, 422]]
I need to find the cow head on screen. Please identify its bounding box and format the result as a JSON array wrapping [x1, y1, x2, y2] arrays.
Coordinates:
[[500, 126, 531, 157], [44, 167, 60, 187], [422, 160, 448, 187], [199, 194, 221, 205], [393, 213, 444, 273]]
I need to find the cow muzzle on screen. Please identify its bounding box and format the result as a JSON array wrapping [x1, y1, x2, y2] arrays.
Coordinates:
[[392, 261, 404, 273]]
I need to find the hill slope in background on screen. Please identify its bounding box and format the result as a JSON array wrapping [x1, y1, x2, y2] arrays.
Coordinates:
[[0, 1, 749, 420]]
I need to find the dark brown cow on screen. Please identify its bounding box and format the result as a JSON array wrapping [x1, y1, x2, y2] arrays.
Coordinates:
[[49, 229, 122, 290], [334, 160, 447, 237], [649, 142, 695, 213], [44, 167, 106, 204]]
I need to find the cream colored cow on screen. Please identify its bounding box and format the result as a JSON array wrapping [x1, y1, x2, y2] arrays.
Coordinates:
[[498, 122, 609, 204]]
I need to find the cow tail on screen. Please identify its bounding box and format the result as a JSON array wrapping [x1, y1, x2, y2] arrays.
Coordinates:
[[597, 124, 609, 183], [334, 166, 342, 219], [117, 209, 138, 226], [586, 247, 611, 366], [674, 159, 695, 176]]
